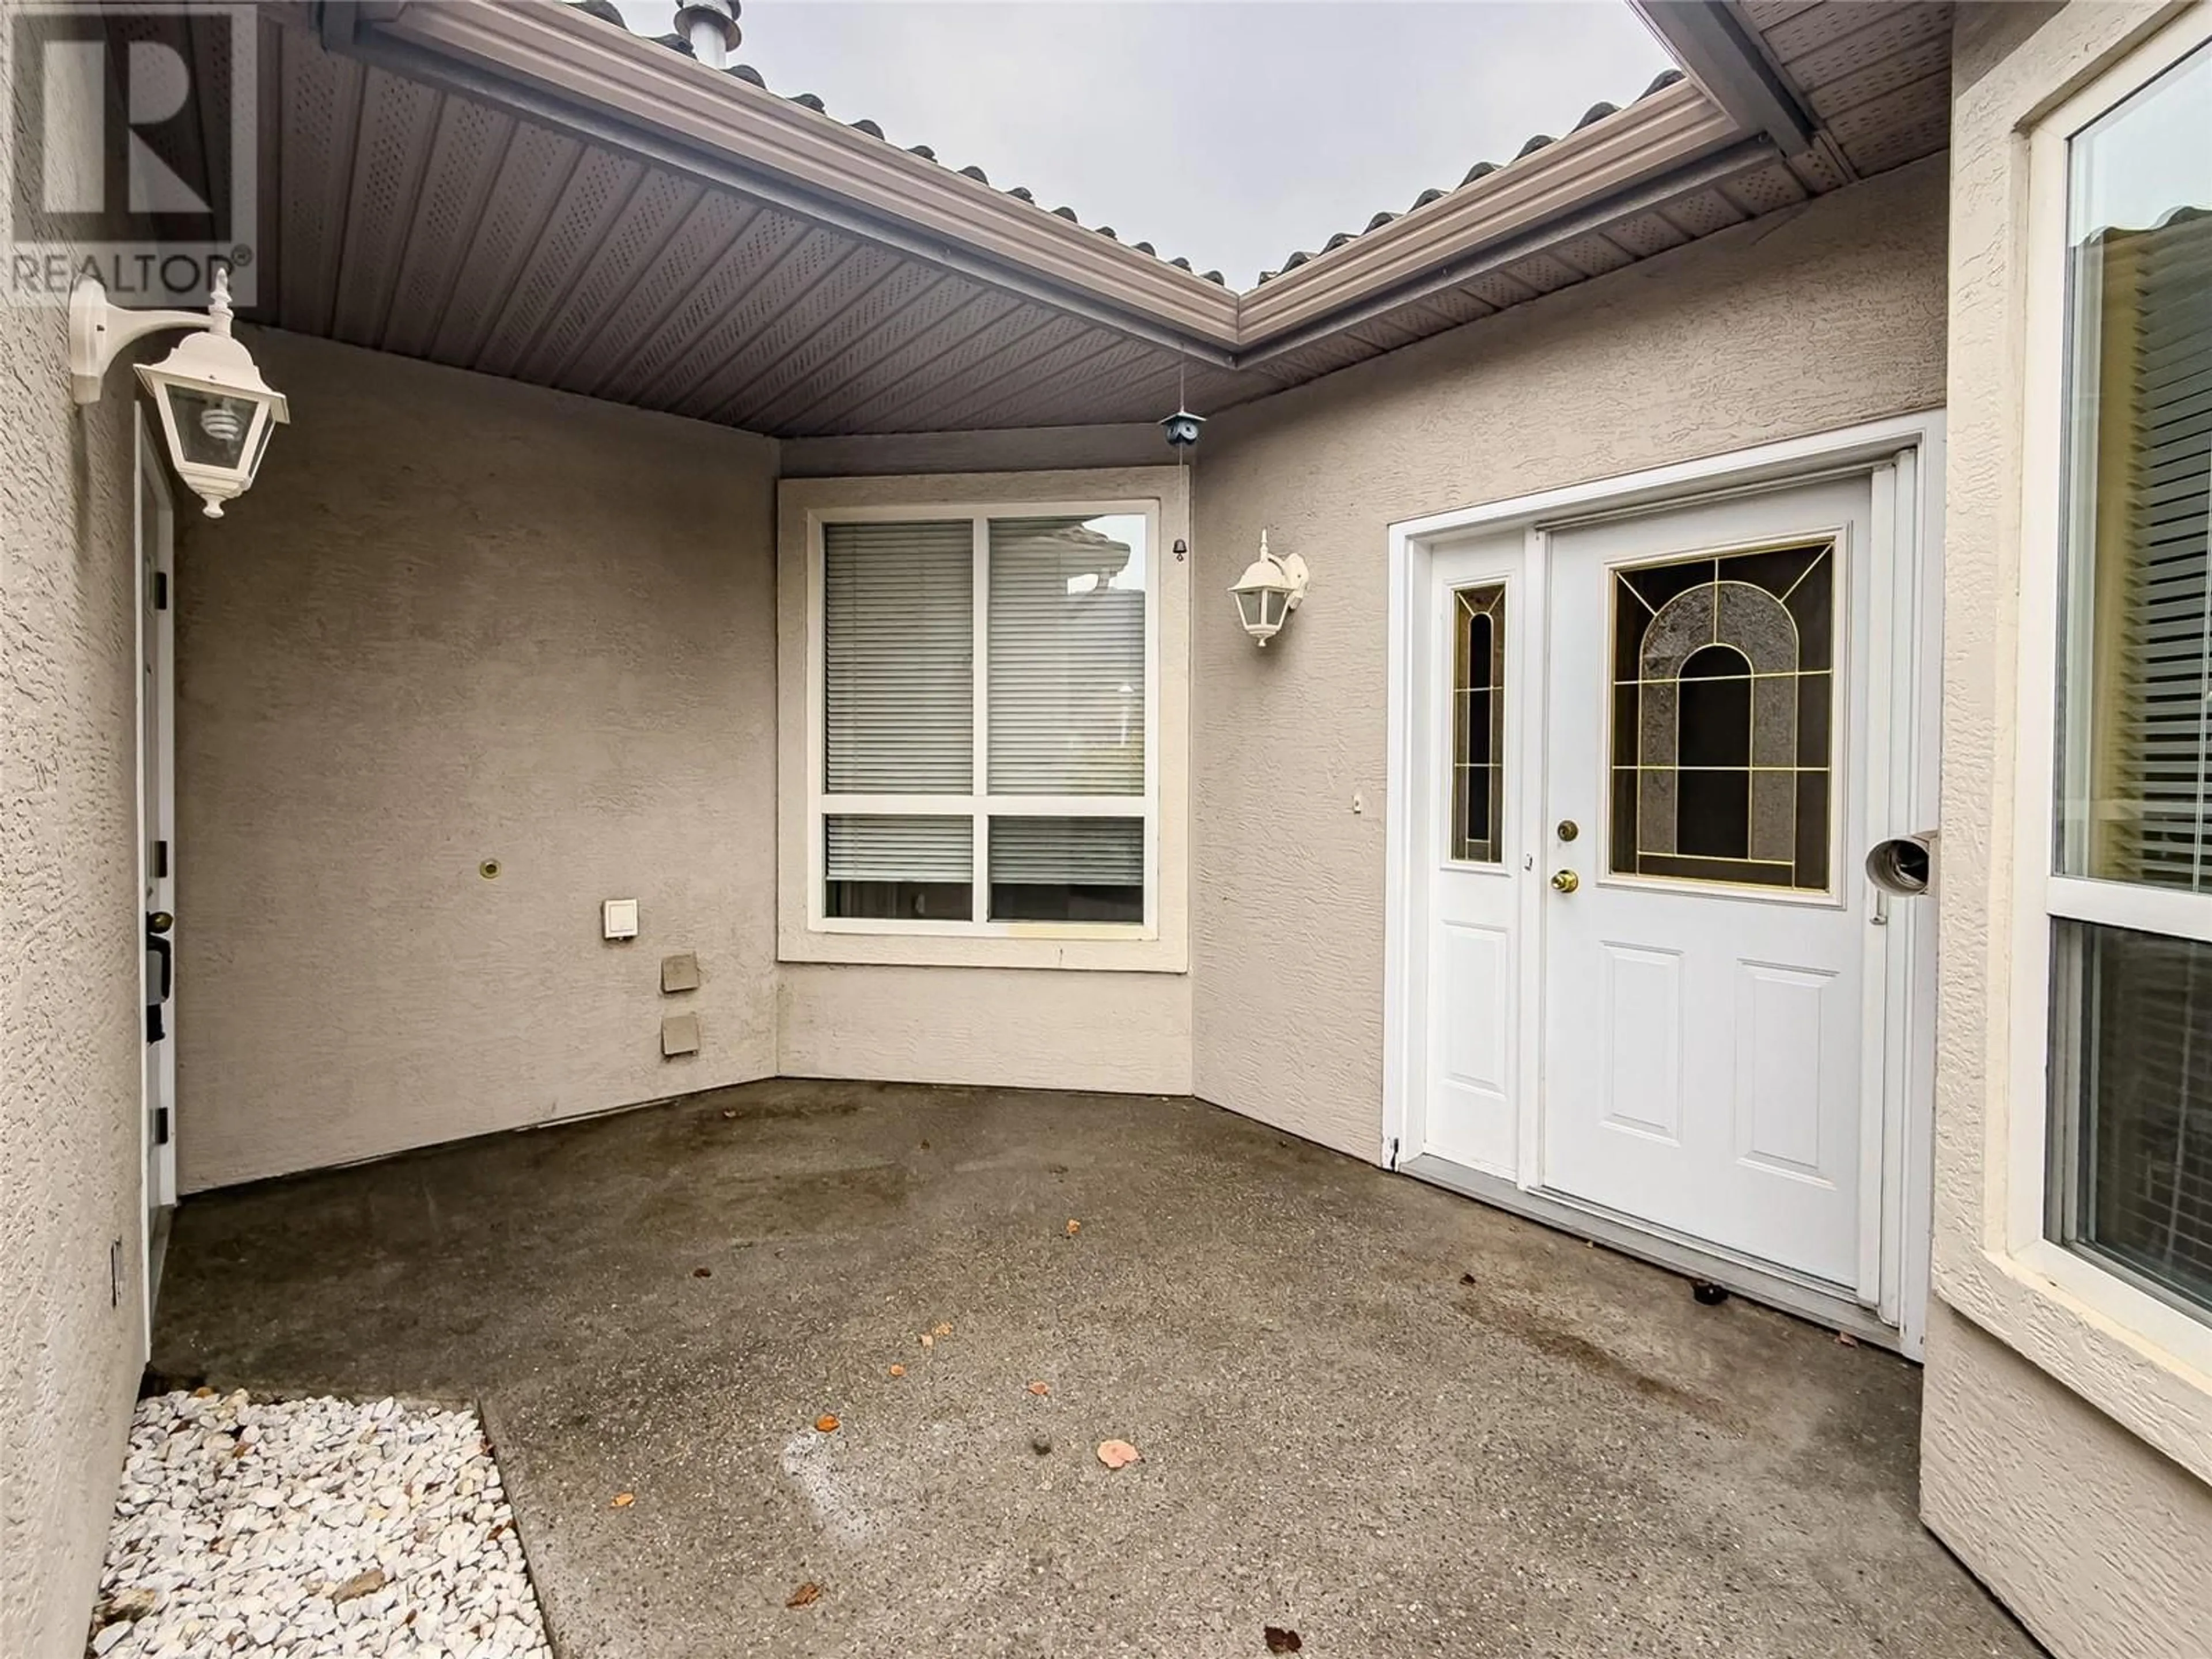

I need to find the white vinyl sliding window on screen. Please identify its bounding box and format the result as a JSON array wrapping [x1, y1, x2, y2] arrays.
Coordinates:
[[2024, 25, 2212, 1334], [813, 502, 1157, 937]]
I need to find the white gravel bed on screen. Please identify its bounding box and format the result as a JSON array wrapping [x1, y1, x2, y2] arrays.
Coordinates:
[[88, 1389, 551, 1659]]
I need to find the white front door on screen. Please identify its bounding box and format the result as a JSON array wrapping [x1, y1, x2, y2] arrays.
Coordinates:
[[1539, 476, 1875, 1286], [138, 416, 177, 1308]]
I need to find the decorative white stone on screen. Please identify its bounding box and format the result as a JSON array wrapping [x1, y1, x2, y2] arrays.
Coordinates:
[[90, 1393, 551, 1659]]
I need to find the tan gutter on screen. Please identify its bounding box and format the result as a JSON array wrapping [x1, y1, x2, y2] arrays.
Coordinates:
[[1233, 79, 1740, 344], [358, 0, 1244, 351]]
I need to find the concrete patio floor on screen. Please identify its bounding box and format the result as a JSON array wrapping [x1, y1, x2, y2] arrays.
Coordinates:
[[151, 1081, 2039, 1658]]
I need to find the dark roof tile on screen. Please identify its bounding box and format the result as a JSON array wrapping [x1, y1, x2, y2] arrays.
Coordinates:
[[609, 8, 1652, 292]]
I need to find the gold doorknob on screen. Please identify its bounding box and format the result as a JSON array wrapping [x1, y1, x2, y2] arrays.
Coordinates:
[[1550, 869, 1580, 893]]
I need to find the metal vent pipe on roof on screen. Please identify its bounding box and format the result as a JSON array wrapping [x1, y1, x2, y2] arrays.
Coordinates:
[[674, 0, 740, 70]]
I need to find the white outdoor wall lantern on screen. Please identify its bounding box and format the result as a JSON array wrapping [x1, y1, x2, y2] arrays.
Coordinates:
[[1230, 529, 1309, 646], [70, 265, 289, 518]]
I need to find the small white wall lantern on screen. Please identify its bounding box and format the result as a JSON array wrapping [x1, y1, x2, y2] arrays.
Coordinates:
[[1230, 529, 1309, 646], [70, 265, 289, 518]]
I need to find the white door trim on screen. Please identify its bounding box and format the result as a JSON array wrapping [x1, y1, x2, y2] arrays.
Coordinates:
[[135, 408, 179, 1359], [1383, 410, 1946, 1356]]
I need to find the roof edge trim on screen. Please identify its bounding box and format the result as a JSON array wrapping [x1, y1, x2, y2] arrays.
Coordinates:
[[343, 0, 1244, 354], [1233, 79, 1741, 343]]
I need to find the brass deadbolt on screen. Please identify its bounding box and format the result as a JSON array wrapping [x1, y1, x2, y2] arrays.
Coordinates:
[[1556, 819, 1580, 842], [1550, 869, 1581, 893], [479, 859, 501, 880]]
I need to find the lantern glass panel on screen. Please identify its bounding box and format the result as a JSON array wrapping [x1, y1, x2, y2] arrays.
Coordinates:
[[166, 386, 256, 471]]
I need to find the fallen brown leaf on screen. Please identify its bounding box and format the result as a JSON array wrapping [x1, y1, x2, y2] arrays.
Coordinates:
[[1835, 1331, 1860, 1348], [919, 1334, 934, 1349], [1027, 1381, 1051, 1397], [611, 1492, 635, 1509], [692, 1266, 712, 1278], [786, 1581, 821, 1609], [932, 1322, 953, 1337], [1095, 1439, 1142, 1469], [332, 1569, 387, 1605], [720, 1109, 738, 1119], [815, 1415, 840, 1433], [887, 1364, 906, 1378], [1065, 1219, 1081, 1236], [1263, 1626, 1303, 1654]]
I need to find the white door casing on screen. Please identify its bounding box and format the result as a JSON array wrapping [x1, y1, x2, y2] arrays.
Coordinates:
[[137, 411, 177, 1348], [1540, 477, 1873, 1290], [1382, 412, 1944, 1354]]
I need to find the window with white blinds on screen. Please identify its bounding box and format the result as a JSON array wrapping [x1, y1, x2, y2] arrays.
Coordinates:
[[2047, 38, 2212, 1323], [814, 506, 1154, 933]]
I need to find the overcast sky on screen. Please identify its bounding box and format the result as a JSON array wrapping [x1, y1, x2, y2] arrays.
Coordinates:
[[612, 1, 1676, 287]]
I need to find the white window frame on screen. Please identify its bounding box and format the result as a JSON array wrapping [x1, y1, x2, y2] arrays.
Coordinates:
[[1994, 5, 2212, 1474], [777, 468, 1190, 974]]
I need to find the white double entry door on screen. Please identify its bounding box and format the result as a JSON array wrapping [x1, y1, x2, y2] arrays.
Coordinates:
[[1405, 466, 1921, 1325]]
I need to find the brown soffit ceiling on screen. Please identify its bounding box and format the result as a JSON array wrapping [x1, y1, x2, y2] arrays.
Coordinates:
[[268, 0, 1951, 435]]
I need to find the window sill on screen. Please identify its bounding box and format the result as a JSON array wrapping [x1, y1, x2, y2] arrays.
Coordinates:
[[1936, 1236, 2212, 1487], [779, 921, 1187, 974]]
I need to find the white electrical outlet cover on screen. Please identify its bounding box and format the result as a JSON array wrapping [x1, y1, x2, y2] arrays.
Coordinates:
[[603, 899, 639, 940]]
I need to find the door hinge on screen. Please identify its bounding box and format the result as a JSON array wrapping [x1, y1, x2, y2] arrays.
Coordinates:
[[153, 839, 168, 880], [153, 571, 169, 611], [153, 1107, 170, 1146]]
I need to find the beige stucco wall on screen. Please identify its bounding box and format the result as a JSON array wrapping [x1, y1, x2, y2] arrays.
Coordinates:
[[1918, 6, 2212, 1657], [1187, 154, 1950, 1158], [0, 71, 148, 1659], [176, 331, 781, 1190]]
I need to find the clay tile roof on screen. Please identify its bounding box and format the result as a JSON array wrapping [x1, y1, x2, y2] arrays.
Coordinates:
[[1252, 65, 1694, 285], [565, 2, 1689, 296], [555, 2, 1219, 277]]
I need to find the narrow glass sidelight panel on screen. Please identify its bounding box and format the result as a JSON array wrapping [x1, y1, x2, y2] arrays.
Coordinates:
[[1450, 584, 1506, 863], [1607, 540, 1835, 892], [2054, 40, 2212, 890], [2049, 919, 2212, 1322]]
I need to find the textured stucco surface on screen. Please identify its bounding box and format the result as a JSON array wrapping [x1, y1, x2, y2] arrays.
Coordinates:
[[1188, 158, 1951, 1159], [1923, 1302, 2212, 1658], [779, 964, 1191, 1095], [176, 332, 781, 1190], [0, 62, 148, 1659], [1920, 7, 2212, 1656]]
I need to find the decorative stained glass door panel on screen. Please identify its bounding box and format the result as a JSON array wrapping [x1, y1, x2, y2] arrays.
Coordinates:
[[1540, 476, 1876, 1287], [1609, 541, 1835, 892]]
